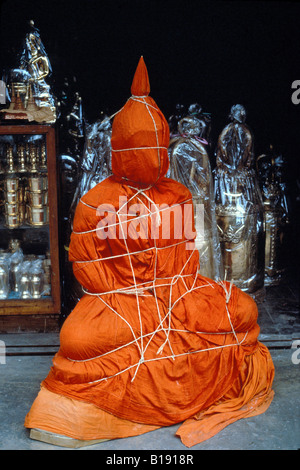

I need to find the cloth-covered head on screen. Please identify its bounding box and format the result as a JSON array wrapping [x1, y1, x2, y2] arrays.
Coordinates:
[[111, 57, 170, 187]]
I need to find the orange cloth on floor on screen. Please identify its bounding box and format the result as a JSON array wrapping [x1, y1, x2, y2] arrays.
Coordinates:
[[25, 57, 274, 447], [24, 386, 160, 440]]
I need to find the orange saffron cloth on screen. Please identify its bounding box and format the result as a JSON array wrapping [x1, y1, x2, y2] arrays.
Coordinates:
[[25, 57, 274, 447]]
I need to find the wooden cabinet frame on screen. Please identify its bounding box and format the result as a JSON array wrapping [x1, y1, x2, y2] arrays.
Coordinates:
[[0, 124, 61, 315]]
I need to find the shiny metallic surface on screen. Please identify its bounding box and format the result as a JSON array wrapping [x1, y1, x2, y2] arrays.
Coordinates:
[[64, 116, 112, 308], [31, 273, 44, 298], [0, 22, 57, 123], [5, 202, 19, 215], [5, 177, 19, 192], [27, 190, 48, 206], [214, 105, 265, 298], [19, 273, 31, 299], [28, 175, 48, 192], [0, 265, 9, 299], [5, 191, 19, 204], [27, 205, 49, 225], [4, 213, 20, 228], [257, 147, 290, 286], [168, 109, 223, 280]]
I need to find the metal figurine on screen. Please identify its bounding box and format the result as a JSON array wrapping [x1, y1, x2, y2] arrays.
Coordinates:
[[4, 145, 20, 228], [1, 22, 56, 123], [256, 145, 290, 285], [25, 83, 39, 116], [168, 105, 223, 280], [4, 69, 31, 115], [58, 81, 86, 218], [19, 21, 56, 122], [39, 142, 47, 171], [68, 114, 112, 223], [6, 145, 16, 174], [24, 139, 49, 226], [63, 115, 112, 311], [29, 143, 38, 173], [17, 144, 28, 173], [214, 104, 265, 300], [56, 82, 87, 316], [168, 103, 188, 136], [13, 88, 25, 111]]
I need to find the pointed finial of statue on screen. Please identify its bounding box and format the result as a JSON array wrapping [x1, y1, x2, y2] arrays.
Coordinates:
[[131, 56, 150, 97]]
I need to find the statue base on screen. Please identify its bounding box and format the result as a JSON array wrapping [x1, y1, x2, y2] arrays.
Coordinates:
[[29, 428, 109, 448]]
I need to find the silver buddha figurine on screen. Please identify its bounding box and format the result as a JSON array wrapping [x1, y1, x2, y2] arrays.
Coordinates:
[[256, 146, 290, 285], [19, 21, 57, 123], [214, 104, 265, 300], [168, 104, 223, 280]]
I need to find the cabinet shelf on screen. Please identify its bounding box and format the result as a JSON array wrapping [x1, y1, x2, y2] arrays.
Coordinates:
[[0, 222, 49, 231], [0, 124, 60, 316]]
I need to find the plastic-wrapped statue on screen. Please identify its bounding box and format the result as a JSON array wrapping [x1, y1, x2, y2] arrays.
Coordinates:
[[0, 21, 57, 123], [168, 103, 212, 143], [168, 103, 187, 136], [184, 103, 212, 146], [168, 104, 222, 280], [257, 145, 290, 285], [57, 84, 86, 316], [63, 114, 112, 311], [19, 21, 57, 122], [59, 87, 86, 220], [25, 57, 274, 449], [68, 114, 112, 223], [214, 104, 265, 299]]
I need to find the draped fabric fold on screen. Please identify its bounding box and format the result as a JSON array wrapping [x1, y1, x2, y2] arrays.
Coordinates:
[[25, 57, 274, 447]]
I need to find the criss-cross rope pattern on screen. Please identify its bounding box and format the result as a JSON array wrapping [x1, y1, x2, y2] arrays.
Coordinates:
[[65, 96, 245, 385], [65, 55, 247, 384], [68, 183, 245, 384], [24, 59, 274, 449]]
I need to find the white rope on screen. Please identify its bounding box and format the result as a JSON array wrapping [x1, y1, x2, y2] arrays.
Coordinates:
[[132, 196, 173, 354], [85, 332, 248, 385], [131, 94, 148, 99], [108, 94, 161, 121], [112, 146, 167, 152], [116, 192, 145, 378], [97, 295, 142, 357], [73, 239, 193, 264], [73, 197, 193, 235], [218, 279, 240, 345], [129, 96, 160, 112], [67, 325, 240, 365], [81, 273, 196, 297], [142, 97, 162, 184], [66, 96, 243, 384]]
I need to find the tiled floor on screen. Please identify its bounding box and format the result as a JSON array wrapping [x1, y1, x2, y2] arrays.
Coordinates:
[[257, 273, 299, 342], [0, 271, 299, 451], [0, 349, 299, 450]]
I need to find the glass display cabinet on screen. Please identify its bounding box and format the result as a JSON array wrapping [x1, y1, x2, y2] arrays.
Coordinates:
[[0, 124, 60, 316]]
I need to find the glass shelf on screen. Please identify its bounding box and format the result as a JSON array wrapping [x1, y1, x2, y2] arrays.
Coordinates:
[[0, 124, 60, 315]]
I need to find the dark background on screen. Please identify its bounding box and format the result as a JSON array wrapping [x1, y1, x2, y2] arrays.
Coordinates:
[[0, 0, 299, 190]]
